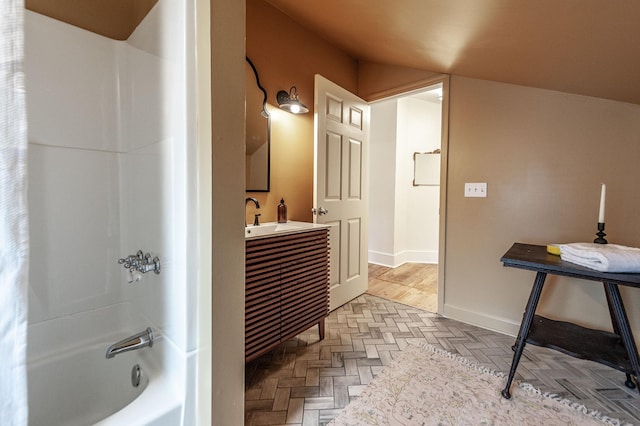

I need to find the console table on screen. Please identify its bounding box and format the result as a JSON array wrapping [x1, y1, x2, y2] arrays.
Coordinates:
[[500, 242, 640, 399]]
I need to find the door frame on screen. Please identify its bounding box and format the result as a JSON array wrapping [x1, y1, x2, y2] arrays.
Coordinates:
[[365, 75, 450, 314]]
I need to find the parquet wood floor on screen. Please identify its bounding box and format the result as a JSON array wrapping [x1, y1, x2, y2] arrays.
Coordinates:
[[244, 265, 640, 425]]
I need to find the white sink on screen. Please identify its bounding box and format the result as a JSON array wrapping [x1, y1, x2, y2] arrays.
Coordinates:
[[245, 221, 328, 239]]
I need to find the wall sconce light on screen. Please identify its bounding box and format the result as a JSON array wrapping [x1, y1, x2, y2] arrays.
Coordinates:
[[276, 86, 309, 114]]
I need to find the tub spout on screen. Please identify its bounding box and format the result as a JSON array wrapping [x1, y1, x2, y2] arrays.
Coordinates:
[[106, 327, 153, 359]]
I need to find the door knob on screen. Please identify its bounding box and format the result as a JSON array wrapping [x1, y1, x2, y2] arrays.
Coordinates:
[[311, 207, 329, 215]]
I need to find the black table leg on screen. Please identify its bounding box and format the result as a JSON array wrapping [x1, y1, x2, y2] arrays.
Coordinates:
[[603, 282, 640, 392], [502, 271, 547, 399], [604, 284, 636, 389]]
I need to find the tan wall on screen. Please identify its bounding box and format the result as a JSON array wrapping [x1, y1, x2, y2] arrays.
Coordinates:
[[246, 0, 358, 224], [445, 76, 640, 335]]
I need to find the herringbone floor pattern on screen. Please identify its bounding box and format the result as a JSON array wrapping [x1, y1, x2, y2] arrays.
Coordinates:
[[244, 266, 640, 425]]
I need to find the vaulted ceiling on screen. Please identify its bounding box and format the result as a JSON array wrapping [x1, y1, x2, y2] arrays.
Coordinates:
[[265, 0, 640, 105]]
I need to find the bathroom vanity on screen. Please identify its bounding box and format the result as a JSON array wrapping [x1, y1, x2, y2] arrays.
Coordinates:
[[245, 222, 330, 363]]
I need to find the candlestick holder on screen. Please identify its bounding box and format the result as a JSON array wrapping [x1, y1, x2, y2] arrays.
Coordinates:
[[594, 222, 608, 244]]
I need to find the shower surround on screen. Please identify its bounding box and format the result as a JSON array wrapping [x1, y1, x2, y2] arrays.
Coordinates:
[[25, 1, 198, 423]]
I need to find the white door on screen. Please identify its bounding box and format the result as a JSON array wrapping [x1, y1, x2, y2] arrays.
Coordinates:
[[314, 75, 370, 311]]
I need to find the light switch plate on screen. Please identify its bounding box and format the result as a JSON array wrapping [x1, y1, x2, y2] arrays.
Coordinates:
[[464, 182, 487, 197]]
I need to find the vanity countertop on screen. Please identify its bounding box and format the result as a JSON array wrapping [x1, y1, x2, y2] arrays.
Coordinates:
[[245, 221, 330, 240]]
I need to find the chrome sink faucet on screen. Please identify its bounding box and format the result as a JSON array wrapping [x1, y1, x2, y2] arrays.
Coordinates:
[[245, 197, 261, 226]]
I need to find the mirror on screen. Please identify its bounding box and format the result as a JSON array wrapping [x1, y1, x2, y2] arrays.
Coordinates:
[[246, 57, 270, 192]]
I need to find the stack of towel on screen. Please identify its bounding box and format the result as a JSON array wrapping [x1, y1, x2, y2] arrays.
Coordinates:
[[558, 243, 640, 273]]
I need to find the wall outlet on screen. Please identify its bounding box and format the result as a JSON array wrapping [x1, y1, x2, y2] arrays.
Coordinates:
[[464, 182, 487, 197]]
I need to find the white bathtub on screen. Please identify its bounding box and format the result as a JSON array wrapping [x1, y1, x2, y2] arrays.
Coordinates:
[[27, 305, 184, 426]]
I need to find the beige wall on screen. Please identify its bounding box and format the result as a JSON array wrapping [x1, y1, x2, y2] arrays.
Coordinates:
[[445, 76, 640, 335], [246, 0, 358, 224], [210, 0, 246, 423]]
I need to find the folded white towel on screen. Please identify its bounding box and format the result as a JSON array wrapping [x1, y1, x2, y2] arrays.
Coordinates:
[[559, 242, 640, 273]]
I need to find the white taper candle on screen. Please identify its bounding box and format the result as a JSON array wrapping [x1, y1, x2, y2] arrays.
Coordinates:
[[598, 183, 606, 223]]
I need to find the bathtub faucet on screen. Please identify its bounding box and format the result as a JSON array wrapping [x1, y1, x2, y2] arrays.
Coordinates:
[[118, 250, 161, 277], [106, 327, 154, 359]]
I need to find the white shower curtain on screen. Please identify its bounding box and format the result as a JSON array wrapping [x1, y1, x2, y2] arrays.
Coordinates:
[[0, 0, 29, 425]]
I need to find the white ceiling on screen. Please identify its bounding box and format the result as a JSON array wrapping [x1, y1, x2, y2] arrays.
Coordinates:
[[265, 0, 640, 105]]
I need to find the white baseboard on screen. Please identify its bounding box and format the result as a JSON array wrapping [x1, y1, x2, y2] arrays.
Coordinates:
[[442, 303, 520, 337], [368, 251, 396, 267], [368, 250, 438, 268]]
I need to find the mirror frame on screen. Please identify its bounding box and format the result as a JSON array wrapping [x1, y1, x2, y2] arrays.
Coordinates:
[[246, 56, 271, 192]]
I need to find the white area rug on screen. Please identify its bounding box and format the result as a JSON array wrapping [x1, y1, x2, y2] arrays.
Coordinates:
[[329, 340, 629, 426]]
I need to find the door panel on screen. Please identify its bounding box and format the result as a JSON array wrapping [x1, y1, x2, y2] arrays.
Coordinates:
[[348, 138, 362, 199], [348, 106, 363, 129], [325, 132, 342, 199], [326, 94, 343, 121], [314, 75, 369, 311]]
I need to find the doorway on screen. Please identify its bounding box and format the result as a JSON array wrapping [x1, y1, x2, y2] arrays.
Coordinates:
[[366, 82, 445, 313]]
